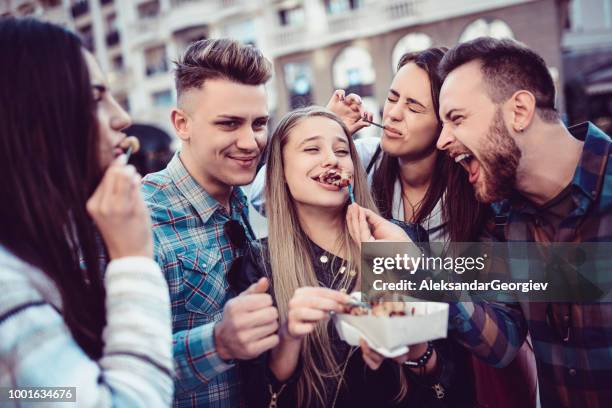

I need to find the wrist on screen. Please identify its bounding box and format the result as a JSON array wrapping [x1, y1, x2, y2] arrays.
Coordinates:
[[404, 341, 435, 371], [108, 246, 153, 260], [406, 342, 427, 360], [213, 321, 232, 361], [280, 323, 303, 345]]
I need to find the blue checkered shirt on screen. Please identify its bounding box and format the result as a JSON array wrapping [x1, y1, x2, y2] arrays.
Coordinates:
[[142, 153, 250, 407]]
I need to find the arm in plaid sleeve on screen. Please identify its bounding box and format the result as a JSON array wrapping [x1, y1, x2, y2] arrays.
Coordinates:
[[449, 301, 527, 368], [152, 238, 234, 394], [172, 322, 234, 393]]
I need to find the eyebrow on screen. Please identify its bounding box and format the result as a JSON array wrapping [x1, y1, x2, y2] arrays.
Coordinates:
[[388, 89, 426, 109], [444, 108, 465, 121], [215, 115, 270, 122], [297, 135, 348, 147]]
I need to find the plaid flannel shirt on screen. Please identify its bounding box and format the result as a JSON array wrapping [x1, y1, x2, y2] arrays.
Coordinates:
[[449, 122, 612, 407], [142, 153, 251, 408]]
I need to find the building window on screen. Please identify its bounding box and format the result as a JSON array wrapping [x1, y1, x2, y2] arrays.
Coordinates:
[[41, 0, 62, 7], [152, 90, 174, 107], [332, 46, 376, 97], [222, 19, 256, 45], [325, 0, 363, 15], [116, 94, 129, 112], [459, 18, 514, 43], [174, 25, 208, 55], [144, 45, 168, 76], [278, 6, 305, 26], [391, 33, 433, 71], [284, 62, 313, 109], [112, 55, 123, 71], [17, 2, 36, 15], [77, 24, 94, 52], [106, 12, 117, 31], [138, 0, 160, 19], [71, 0, 89, 18], [105, 13, 120, 46]]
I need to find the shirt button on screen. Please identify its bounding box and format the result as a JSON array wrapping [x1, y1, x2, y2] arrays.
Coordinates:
[[339, 266, 346, 274], [349, 270, 357, 277], [320, 255, 329, 264], [569, 368, 577, 376]]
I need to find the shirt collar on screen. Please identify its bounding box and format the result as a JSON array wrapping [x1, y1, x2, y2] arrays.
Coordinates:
[[568, 121, 610, 202], [167, 152, 249, 224], [506, 121, 610, 215]]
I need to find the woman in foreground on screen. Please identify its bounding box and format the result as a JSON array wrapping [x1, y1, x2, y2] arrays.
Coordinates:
[[0, 18, 173, 406], [231, 107, 472, 407]]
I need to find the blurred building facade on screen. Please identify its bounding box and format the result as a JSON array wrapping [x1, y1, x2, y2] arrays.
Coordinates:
[[1, 0, 577, 137], [563, 0, 612, 133]]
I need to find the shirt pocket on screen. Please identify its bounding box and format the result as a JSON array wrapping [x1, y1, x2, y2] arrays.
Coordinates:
[[177, 248, 225, 319]]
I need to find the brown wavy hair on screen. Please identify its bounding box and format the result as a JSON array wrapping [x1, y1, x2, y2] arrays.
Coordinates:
[[371, 48, 490, 242], [264, 106, 407, 406]]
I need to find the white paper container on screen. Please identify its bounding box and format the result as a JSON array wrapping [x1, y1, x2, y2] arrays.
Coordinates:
[[332, 298, 449, 358]]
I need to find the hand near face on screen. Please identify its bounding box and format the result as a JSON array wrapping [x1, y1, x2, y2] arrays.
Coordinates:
[[214, 277, 280, 361], [326, 89, 373, 135], [346, 203, 412, 244], [86, 155, 153, 259]]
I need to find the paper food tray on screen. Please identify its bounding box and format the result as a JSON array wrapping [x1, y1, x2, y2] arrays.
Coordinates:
[[332, 300, 448, 356]]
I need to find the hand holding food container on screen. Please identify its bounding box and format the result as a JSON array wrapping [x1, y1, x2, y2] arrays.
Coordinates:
[[333, 292, 448, 358], [342, 203, 448, 360]]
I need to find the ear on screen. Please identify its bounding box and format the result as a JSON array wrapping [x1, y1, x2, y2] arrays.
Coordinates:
[[508, 90, 536, 133], [171, 108, 191, 142]]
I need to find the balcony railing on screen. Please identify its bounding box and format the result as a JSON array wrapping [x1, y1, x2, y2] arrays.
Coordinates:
[[269, 0, 535, 57]]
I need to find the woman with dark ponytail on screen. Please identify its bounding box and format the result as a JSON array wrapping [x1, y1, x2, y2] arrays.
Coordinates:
[[0, 18, 173, 406]]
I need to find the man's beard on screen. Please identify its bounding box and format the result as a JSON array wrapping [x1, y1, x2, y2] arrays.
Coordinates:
[[476, 108, 521, 203]]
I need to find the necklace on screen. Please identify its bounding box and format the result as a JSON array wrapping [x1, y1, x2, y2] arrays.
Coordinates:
[[402, 188, 424, 223], [330, 347, 358, 408]]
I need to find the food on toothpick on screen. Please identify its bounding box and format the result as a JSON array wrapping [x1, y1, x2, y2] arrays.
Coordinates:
[[343, 299, 412, 317], [319, 168, 352, 187], [119, 136, 140, 154]]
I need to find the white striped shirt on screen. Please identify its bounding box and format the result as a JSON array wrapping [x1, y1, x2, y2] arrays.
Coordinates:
[[0, 246, 174, 407]]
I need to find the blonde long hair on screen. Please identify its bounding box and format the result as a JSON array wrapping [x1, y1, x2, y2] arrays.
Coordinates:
[[265, 106, 380, 406]]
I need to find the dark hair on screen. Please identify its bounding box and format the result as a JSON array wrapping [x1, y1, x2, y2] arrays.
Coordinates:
[[372, 47, 489, 241], [174, 38, 272, 99], [439, 37, 559, 122], [0, 18, 107, 358]]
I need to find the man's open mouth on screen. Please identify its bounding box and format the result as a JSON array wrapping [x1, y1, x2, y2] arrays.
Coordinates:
[[454, 152, 481, 184]]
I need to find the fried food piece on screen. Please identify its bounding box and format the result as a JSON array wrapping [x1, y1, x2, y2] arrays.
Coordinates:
[[341, 300, 413, 317], [319, 169, 352, 187], [119, 136, 140, 154], [371, 301, 407, 317]]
